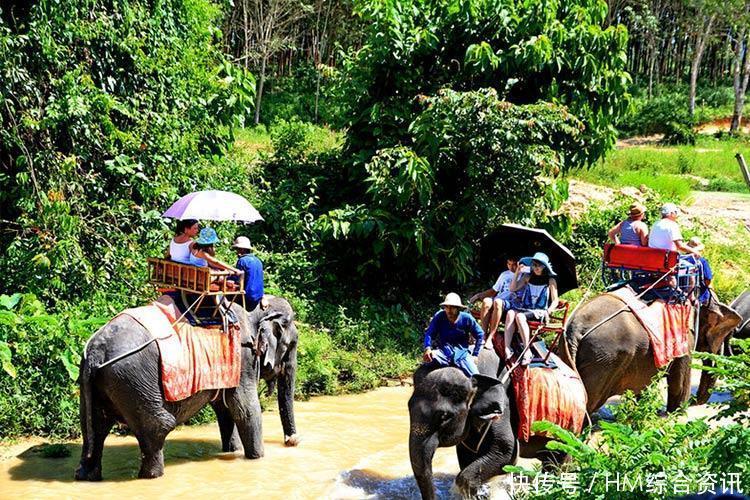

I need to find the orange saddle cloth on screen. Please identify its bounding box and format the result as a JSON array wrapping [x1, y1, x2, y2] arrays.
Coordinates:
[[118, 295, 241, 402], [608, 287, 693, 368], [511, 353, 587, 443]]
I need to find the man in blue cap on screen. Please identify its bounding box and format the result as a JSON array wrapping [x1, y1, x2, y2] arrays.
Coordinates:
[[423, 293, 484, 377]]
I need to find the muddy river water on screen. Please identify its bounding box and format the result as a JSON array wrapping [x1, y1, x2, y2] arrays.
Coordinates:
[[0, 369, 726, 499], [0, 385, 474, 499]]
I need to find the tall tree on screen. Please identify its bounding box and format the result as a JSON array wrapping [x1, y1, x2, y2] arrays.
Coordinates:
[[730, 5, 750, 132], [686, 1, 719, 117], [225, 0, 312, 124]]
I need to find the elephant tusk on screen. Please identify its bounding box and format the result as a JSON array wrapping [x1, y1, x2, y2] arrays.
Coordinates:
[[479, 412, 502, 421]]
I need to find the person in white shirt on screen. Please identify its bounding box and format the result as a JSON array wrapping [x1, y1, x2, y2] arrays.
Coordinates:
[[648, 203, 700, 257], [469, 255, 524, 349]]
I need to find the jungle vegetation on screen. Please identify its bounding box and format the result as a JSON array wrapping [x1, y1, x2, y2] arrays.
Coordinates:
[[0, 7, 748, 497]]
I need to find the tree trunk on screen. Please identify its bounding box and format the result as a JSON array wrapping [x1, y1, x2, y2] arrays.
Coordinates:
[[731, 33, 750, 133], [254, 55, 267, 125], [689, 14, 717, 117]]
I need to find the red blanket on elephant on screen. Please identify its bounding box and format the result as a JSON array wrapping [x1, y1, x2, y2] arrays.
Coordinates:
[[608, 287, 693, 368], [511, 354, 587, 442], [119, 295, 241, 401]]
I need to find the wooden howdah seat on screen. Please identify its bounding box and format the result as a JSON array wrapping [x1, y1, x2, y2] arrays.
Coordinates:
[[471, 299, 570, 366], [147, 258, 246, 320]]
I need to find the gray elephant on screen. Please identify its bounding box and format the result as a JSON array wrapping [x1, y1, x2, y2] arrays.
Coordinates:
[[408, 350, 558, 500], [559, 293, 740, 413], [215, 296, 300, 451], [75, 296, 298, 481]]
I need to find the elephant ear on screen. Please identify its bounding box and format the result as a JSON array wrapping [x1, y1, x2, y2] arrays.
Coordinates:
[[700, 301, 742, 354], [471, 374, 502, 392]]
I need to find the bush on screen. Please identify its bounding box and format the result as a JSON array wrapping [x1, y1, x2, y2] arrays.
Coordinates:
[[660, 121, 696, 145], [337, 0, 630, 167], [0, 294, 107, 438], [620, 93, 693, 136], [317, 89, 584, 284], [511, 375, 750, 498]]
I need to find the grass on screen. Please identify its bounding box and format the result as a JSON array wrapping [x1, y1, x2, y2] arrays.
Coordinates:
[[574, 135, 750, 197], [700, 223, 750, 302], [233, 124, 342, 157]]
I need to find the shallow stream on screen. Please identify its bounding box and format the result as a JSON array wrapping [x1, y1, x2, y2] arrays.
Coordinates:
[[0, 386, 465, 499]]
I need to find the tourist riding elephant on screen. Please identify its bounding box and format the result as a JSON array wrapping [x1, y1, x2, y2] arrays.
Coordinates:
[[408, 350, 557, 500], [558, 293, 741, 413], [214, 295, 300, 451], [75, 296, 298, 481]]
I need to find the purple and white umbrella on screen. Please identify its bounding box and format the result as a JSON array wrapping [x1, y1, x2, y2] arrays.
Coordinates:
[[162, 190, 263, 223]]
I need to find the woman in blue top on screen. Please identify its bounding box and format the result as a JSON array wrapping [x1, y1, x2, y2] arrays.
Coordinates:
[[503, 252, 559, 365]]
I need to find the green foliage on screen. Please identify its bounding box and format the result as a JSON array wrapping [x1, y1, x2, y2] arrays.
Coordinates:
[[317, 89, 583, 283], [260, 63, 341, 125], [0, 294, 107, 438], [620, 92, 693, 136], [512, 375, 750, 498], [337, 0, 631, 167], [620, 83, 733, 137], [660, 121, 696, 146], [0, 0, 253, 306], [695, 339, 750, 425]]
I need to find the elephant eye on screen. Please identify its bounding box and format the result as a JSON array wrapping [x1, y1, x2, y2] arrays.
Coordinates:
[[435, 410, 454, 423]]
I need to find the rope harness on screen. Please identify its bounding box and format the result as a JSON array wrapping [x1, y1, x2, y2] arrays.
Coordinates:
[[460, 420, 493, 454], [579, 263, 684, 341]]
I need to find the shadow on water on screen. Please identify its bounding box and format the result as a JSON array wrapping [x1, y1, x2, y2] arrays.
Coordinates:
[[338, 469, 456, 500], [8, 438, 234, 483], [691, 383, 733, 404]]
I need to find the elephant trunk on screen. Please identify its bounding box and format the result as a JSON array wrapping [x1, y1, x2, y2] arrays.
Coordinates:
[[279, 344, 298, 445], [409, 430, 439, 500]]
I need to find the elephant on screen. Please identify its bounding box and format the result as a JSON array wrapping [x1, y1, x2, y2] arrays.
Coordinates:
[[215, 295, 300, 451], [558, 293, 741, 413], [724, 290, 750, 355], [408, 349, 558, 500], [75, 296, 298, 481]]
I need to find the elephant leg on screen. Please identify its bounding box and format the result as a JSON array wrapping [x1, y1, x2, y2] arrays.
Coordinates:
[[695, 357, 717, 405], [212, 400, 242, 452], [666, 355, 692, 412], [136, 431, 168, 479], [226, 387, 264, 459], [455, 422, 516, 497], [75, 407, 115, 481], [278, 356, 299, 446]]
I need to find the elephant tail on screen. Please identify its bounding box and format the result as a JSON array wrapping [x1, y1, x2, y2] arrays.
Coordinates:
[[79, 357, 97, 462]]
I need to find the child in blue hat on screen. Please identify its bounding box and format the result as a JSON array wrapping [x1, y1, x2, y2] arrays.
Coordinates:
[[189, 227, 240, 273]]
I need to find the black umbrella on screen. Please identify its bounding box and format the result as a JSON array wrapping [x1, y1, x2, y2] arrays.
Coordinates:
[[478, 223, 578, 295]]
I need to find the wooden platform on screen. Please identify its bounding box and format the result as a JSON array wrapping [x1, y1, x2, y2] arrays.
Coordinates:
[[147, 258, 244, 296]]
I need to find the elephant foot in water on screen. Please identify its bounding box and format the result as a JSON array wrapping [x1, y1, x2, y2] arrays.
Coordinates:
[[138, 449, 165, 479], [74, 463, 102, 482], [284, 434, 301, 447]]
